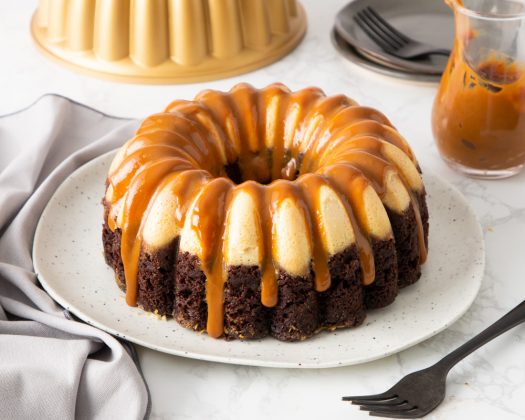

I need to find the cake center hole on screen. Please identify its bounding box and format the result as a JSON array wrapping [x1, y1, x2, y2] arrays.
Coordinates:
[[222, 152, 300, 185]]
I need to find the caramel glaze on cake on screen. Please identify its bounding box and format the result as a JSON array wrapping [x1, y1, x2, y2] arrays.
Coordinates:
[[102, 83, 429, 341]]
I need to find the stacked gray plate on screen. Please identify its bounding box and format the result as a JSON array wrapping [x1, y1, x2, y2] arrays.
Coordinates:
[[333, 0, 454, 82]]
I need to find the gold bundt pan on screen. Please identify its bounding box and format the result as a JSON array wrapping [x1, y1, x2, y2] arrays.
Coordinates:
[[31, 0, 306, 84]]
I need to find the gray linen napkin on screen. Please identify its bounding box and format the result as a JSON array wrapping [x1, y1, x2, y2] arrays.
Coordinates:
[[0, 95, 150, 419]]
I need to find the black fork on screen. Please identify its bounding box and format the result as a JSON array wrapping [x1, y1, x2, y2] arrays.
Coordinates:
[[343, 300, 525, 418], [353, 7, 450, 59]]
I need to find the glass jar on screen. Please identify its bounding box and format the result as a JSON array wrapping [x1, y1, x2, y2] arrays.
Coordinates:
[[432, 0, 525, 179]]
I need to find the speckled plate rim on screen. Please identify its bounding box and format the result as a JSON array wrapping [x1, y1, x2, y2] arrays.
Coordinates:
[[33, 150, 485, 369]]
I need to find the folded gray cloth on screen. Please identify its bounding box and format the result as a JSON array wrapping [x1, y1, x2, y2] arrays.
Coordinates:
[[0, 95, 149, 419]]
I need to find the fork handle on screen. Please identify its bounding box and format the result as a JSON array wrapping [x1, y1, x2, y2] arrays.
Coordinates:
[[435, 300, 525, 372]]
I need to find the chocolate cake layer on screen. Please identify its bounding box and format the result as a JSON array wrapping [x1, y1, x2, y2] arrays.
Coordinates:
[[364, 238, 398, 309], [224, 266, 270, 340], [137, 239, 178, 316], [386, 206, 421, 289], [102, 221, 126, 291], [270, 269, 319, 341], [102, 213, 115, 268], [384, 191, 430, 289], [174, 252, 207, 331], [419, 190, 430, 249], [103, 203, 126, 290], [319, 244, 365, 329]]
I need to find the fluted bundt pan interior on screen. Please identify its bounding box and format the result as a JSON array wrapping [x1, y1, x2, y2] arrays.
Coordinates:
[[31, 0, 306, 84]]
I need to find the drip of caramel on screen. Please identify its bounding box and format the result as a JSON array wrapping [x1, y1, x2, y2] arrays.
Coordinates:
[[191, 178, 234, 338], [106, 84, 427, 338], [299, 174, 340, 292], [118, 158, 193, 305]]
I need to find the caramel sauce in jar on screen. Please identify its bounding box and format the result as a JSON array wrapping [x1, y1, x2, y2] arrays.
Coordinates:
[[432, 48, 525, 174]]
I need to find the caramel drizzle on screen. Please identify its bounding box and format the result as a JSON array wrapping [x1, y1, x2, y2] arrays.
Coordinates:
[[299, 174, 339, 292], [265, 85, 290, 182], [106, 84, 427, 338], [235, 181, 278, 308], [325, 135, 427, 264], [190, 178, 234, 338], [117, 158, 194, 305]]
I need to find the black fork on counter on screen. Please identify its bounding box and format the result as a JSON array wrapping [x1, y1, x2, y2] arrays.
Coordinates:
[[343, 300, 525, 418]]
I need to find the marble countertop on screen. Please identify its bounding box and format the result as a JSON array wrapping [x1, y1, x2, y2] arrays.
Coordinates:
[[2, 1, 524, 419]]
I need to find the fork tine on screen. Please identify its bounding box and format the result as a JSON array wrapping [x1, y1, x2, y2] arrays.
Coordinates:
[[342, 392, 397, 402], [359, 9, 404, 48], [353, 13, 399, 52], [356, 12, 401, 49], [369, 408, 424, 419], [351, 397, 405, 406], [359, 402, 413, 412], [365, 7, 411, 44]]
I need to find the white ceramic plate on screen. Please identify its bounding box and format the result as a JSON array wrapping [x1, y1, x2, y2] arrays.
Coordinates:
[[33, 151, 485, 368]]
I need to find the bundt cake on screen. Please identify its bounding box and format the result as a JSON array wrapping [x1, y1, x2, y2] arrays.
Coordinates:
[[102, 83, 429, 341]]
